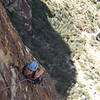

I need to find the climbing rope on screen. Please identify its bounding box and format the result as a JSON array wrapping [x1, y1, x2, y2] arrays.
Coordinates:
[[0, 65, 47, 94], [0, 77, 47, 94], [0, 78, 57, 100], [0, 78, 31, 93], [0, 67, 52, 99]]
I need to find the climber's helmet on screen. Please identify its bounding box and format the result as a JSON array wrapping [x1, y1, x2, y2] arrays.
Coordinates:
[[26, 61, 38, 71], [24, 61, 38, 76]]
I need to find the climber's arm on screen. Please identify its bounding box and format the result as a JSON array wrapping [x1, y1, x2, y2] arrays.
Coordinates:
[[34, 68, 44, 79]]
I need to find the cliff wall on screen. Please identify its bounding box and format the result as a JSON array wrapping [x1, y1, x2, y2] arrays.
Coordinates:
[[1, 0, 32, 36], [0, 2, 58, 100]]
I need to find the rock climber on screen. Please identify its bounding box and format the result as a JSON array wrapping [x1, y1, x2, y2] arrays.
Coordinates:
[[22, 61, 45, 84]]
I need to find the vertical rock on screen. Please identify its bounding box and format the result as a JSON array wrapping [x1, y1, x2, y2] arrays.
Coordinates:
[[1, 0, 32, 36], [0, 2, 58, 100]]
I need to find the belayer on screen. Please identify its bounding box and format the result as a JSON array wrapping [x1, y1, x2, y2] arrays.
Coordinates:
[[22, 61, 45, 84]]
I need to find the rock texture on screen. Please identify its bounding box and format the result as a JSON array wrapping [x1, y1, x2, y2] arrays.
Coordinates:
[[2, 0, 100, 100], [1, 0, 32, 36], [0, 2, 58, 100]]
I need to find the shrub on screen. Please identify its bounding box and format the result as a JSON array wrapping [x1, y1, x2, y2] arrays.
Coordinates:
[[90, 0, 97, 4], [97, 3, 100, 10], [87, 10, 94, 22], [96, 86, 100, 92]]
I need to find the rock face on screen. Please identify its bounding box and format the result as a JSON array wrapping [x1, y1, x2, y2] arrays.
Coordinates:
[[3, 0, 100, 100], [1, 0, 32, 36], [3, 0, 76, 98], [0, 2, 58, 100]]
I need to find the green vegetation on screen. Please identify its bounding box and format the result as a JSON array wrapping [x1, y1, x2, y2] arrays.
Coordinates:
[[87, 10, 94, 22], [97, 3, 100, 9], [90, 0, 97, 4], [79, 84, 86, 88], [96, 86, 100, 92], [81, 64, 85, 70], [76, 24, 82, 30], [97, 22, 100, 28]]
